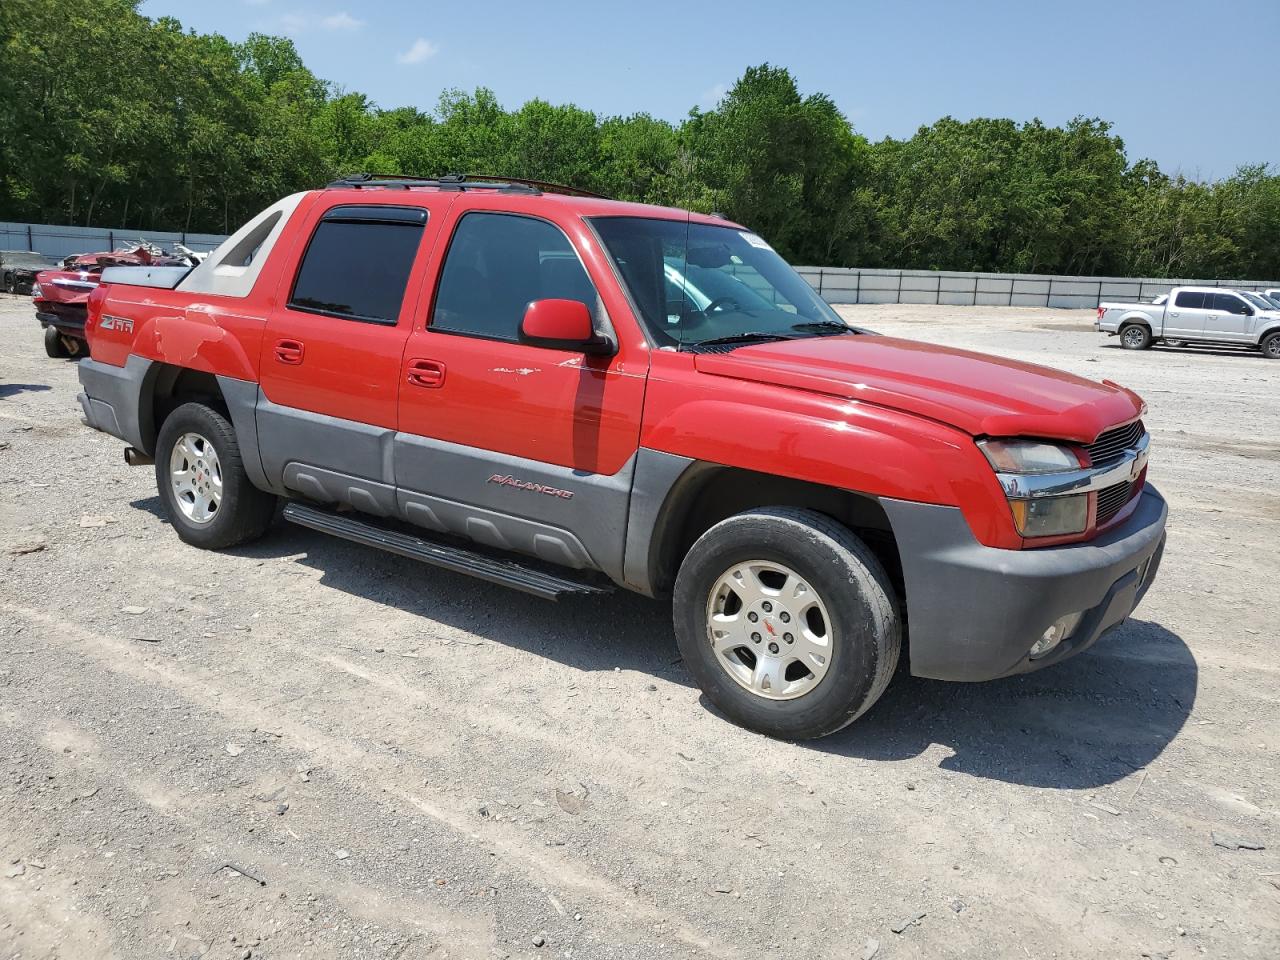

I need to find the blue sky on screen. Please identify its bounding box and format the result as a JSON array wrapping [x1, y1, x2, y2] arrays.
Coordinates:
[[142, 0, 1278, 180]]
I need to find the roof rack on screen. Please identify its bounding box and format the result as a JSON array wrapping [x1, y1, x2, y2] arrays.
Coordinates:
[[325, 172, 612, 200]]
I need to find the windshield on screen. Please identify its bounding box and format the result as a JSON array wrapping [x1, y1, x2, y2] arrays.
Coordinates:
[[590, 217, 850, 348], [1240, 291, 1272, 310]]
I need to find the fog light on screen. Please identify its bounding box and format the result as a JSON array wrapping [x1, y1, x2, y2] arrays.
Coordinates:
[[1029, 611, 1084, 659]]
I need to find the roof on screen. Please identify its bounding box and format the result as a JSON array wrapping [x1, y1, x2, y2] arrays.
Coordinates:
[[319, 174, 742, 229]]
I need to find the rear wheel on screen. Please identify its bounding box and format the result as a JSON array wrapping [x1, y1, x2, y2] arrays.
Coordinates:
[[3, 273, 16, 294], [1262, 332, 1280, 360], [155, 402, 276, 549], [43, 325, 68, 358], [1120, 324, 1152, 350], [673, 507, 900, 740]]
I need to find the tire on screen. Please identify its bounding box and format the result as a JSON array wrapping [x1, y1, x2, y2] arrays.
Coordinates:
[[43, 325, 68, 358], [1120, 324, 1152, 350], [3, 273, 16, 294], [1163, 339, 1186, 348], [154, 401, 276, 549], [673, 507, 900, 740], [1262, 332, 1280, 360]]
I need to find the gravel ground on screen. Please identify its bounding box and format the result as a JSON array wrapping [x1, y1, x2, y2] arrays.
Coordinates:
[[1, 295, 1277, 960]]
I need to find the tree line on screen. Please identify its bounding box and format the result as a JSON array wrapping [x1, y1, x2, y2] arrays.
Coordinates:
[[2, 0, 1277, 279]]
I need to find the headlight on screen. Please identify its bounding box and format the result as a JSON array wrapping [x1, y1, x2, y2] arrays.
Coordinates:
[[979, 438, 1087, 538], [978, 439, 1079, 474], [1008, 495, 1088, 537], [31, 282, 42, 298]]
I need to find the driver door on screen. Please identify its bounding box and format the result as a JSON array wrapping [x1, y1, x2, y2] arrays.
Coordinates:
[[394, 204, 648, 578]]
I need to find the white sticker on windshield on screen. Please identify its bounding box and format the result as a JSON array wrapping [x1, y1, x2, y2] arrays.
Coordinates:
[[740, 231, 772, 250]]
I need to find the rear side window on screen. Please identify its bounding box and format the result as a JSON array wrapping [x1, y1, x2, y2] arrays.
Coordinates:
[[1173, 291, 1205, 309], [1212, 292, 1249, 314], [289, 206, 427, 324], [431, 212, 597, 341]]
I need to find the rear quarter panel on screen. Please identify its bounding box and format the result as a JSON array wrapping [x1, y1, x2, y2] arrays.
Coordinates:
[[88, 287, 266, 381]]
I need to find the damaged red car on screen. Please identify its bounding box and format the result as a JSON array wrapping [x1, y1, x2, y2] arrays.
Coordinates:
[[34, 244, 199, 358]]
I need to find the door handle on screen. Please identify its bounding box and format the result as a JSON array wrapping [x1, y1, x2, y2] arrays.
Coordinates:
[[407, 358, 446, 388], [275, 339, 304, 364]]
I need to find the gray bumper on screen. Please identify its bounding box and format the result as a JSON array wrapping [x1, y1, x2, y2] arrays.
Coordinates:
[[77, 355, 153, 452], [882, 486, 1168, 682]]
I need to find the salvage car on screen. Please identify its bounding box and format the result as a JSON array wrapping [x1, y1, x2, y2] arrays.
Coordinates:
[[74, 174, 1167, 739], [1097, 286, 1280, 358], [1, 249, 60, 294], [34, 244, 196, 358]]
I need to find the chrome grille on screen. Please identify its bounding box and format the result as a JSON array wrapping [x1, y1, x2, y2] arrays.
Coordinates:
[[1096, 480, 1134, 524], [1085, 420, 1145, 465]]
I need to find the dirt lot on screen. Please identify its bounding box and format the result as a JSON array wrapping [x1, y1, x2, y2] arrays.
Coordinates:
[[1, 296, 1277, 960]]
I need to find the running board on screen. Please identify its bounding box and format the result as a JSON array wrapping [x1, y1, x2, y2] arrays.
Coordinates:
[[282, 502, 612, 601]]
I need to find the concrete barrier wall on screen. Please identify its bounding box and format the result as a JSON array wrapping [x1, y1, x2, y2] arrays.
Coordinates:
[[0, 221, 227, 260], [794, 267, 1280, 308], [6, 218, 1278, 309]]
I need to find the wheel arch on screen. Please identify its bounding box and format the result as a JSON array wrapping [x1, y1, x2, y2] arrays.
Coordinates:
[[1118, 314, 1153, 330], [140, 364, 228, 453], [631, 457, 901, 602], [143, 365, 270, 491]]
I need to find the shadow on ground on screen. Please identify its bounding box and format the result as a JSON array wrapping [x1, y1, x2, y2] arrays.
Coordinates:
[[808, 618, 1196, 789], [131, 496, 1197, 790], [1101, 341, 1266, 359], [0, 382, 52, 398]]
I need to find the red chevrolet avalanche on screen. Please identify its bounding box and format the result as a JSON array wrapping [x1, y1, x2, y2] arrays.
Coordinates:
[[75, 175, 1167, 739]]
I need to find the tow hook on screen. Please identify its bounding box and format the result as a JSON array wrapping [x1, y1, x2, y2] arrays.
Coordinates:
[[123, 447, 154, 467]]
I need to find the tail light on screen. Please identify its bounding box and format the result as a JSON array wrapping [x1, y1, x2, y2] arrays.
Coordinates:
[[1096, 306, 1105, 321], [85, 285, 108, 339]]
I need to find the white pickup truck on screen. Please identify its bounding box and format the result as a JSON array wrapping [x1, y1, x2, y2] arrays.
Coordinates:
[[1097, 286, 1280, 359]]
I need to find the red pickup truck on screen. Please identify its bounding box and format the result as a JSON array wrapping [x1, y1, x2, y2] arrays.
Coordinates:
[[76, 175, 1167, 739]]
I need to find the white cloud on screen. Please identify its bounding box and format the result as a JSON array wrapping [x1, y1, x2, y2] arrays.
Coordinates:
[[275, 12, 307, 34], [321, 11, 364, 30], [699, 82, 729, 109], [397, 37, 439, 65]]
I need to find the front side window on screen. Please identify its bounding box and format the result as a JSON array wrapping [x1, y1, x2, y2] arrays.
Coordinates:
[[1212, 292, 1249, 314], [590, 217, 850, 349], [1173, 291, 1205, 309], [431, 212, 598, 341], [289, 206, 427, 324]]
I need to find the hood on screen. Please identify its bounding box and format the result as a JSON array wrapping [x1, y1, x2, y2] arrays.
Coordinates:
[[694, 335, 1144, 442]]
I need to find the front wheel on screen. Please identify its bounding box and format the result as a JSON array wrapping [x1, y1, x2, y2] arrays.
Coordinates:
[[1120, 324, 1152, 350], [673, 507, 900, 740], [1262, 332, 1280, 360], [154, 402, 276, 549]]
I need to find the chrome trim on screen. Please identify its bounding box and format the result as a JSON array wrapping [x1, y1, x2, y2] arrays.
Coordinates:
[[51, 278, 98, 291], [997, 432, 1149, 499]]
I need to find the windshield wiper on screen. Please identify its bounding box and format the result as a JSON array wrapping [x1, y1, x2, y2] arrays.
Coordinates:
[[686, 331, 795, 349], [790, 320, 856, 335]]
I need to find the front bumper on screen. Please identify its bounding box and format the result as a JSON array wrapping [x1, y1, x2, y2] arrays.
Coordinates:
[[882, 485, 1168, 681]]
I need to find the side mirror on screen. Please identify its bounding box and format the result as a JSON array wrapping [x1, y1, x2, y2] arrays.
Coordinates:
[[520, 299, 613, 355]]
